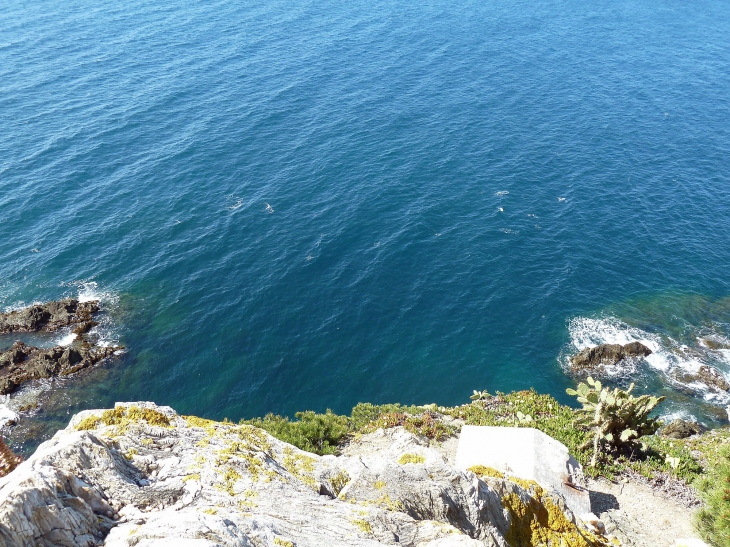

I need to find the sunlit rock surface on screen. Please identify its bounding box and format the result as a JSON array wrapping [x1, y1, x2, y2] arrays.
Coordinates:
[[0, 402, 611, 547]]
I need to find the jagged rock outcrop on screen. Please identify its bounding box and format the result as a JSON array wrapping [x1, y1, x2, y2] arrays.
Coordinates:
[[0, 341, 121, 395], [0, 298, 122, 395], [671, 365, 730, 393], [0, 403, 611, 547], [570, 342, 652, 373], [0, 299, 99, 334]]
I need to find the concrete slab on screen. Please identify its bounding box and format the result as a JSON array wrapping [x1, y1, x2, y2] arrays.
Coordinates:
[[455, 425, 590, 515]]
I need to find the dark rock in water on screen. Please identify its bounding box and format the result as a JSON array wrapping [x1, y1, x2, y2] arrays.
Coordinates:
[[569, 341, 652, 372], [0, 299, 99, 334], [702, 338, 730, 350], [698, 365, 730, 391], [0, 341, 122, 395], [661, 419, 704, 439], [72, 320, 98, 335], [622, 341, 652, 357], [672, 365, 730, 392]]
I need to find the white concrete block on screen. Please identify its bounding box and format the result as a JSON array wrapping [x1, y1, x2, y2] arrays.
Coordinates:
[[455, 425, 591, 515]]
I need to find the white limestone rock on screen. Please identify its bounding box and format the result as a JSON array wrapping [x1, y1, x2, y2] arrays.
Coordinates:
[[0, 402, 607, 547]]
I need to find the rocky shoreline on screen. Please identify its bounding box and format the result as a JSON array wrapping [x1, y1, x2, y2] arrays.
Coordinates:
[[568, 341, 730, 402], [0, 298, 100, 334], [0, 299, 122, 397], [0, 302, 723, 546]]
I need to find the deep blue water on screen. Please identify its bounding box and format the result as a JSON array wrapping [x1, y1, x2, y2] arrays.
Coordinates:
[[2, 0, 730, 448]]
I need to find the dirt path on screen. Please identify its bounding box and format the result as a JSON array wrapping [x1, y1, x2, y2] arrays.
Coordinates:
[[588, 477, 704, 547]]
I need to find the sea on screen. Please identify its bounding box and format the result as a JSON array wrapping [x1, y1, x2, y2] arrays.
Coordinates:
[[2, 0, 730, 453]]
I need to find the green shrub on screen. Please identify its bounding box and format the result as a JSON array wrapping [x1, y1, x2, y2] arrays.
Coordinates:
[[240, 387, 701, 484], [350, 402, 417, 430], [695, 445, 730, 546], [242, 402, 449, 456], [356, 410, 456, 440], [242, 409, 349, 456]]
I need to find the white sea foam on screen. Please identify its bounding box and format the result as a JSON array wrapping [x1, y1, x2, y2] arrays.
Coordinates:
[[57, 332, 77, 347], [717, 349, 730, 365], [566, 315, 730, 404], [567, 316, 680, 375], [77, 281, 118, 305], [568, 316, 660, 353], [226, 196, 243, 210], [495, 191, 509, 197], [67, 282, 122, 350]]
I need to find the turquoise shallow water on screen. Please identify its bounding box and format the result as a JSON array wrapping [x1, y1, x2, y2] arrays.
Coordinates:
[[2, 0, 730, 449]]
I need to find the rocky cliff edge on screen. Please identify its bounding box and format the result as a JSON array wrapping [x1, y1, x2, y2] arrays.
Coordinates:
[[0, 402, 614, 547]]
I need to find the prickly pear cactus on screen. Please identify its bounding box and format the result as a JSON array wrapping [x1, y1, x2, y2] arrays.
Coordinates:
[[567, 377, 665, 467]]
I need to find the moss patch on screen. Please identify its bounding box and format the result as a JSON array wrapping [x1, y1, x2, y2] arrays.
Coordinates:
[[282, 446, 317, 489], [76, 406, 170, 434], [76, 414, 101, 430], [398, 453, 425, 465], [351, 518, 373, 535], [502, 481, 609, 547], [330, 470, 350, 496], [468, 465, 505, 479]]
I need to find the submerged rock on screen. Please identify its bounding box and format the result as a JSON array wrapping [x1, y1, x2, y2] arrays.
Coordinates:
[[0, 402, 613, 547], [0, 298, 99, 334], [661, 419, 705, 439], [0, 341, 121, 395], [701, 338, 730, 350], [569, 342, 652, 372]]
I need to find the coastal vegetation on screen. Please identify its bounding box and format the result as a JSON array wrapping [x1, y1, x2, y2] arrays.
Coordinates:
[[695, 446, 730, 546], [239, 386, 715, 485], [238, 384, 730, 544]]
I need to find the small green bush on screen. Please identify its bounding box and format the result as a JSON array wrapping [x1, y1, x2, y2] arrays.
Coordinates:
[[695, 445, 730, 546], [242, 402, 447, 456], [242, 409, 349, 455], [356, 410, 456, 440], [350, 402, 416, 430]]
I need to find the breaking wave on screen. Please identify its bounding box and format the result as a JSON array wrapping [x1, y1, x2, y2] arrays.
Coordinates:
[[563, 315, 730, 421]]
